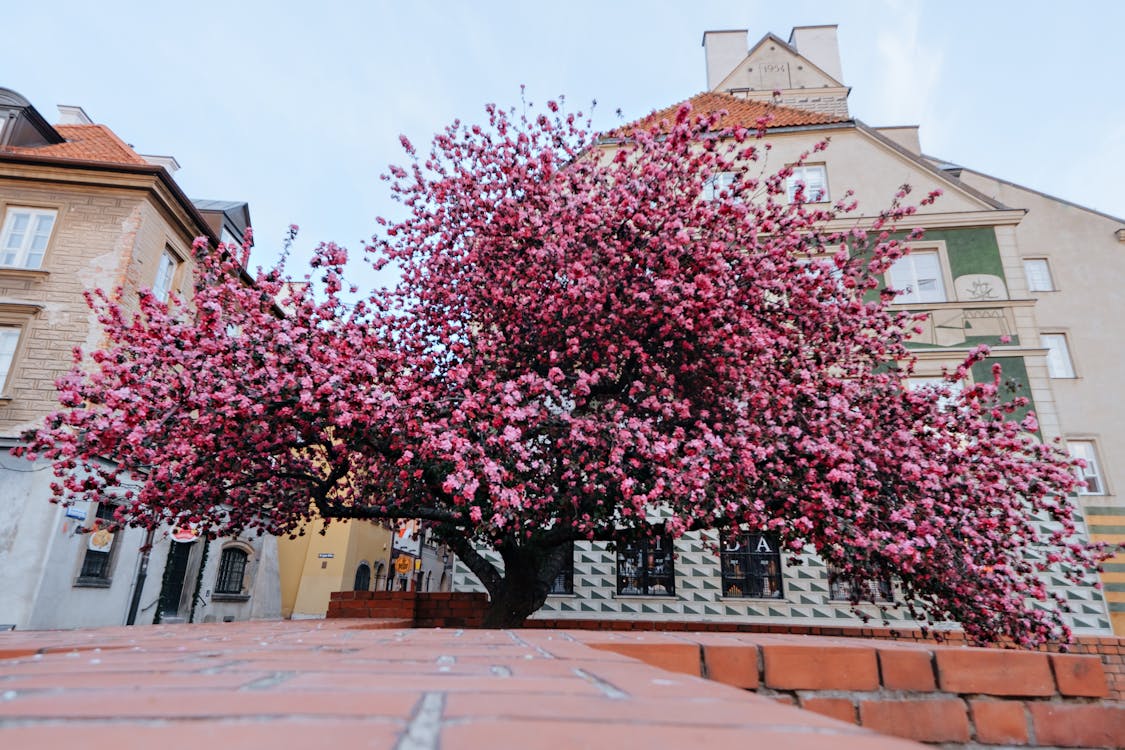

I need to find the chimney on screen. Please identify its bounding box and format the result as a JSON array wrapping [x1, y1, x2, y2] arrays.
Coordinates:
[[56, 105, 94, 125], [788, 25, 844, 84], [702, 30, 748, 91], [140, 154, 181, 174]]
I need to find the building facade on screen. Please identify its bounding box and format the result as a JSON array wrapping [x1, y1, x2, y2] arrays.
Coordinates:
[[0, 88, 280, 629], [454, 26, 1121, 636], [280, 519, 453, 619]]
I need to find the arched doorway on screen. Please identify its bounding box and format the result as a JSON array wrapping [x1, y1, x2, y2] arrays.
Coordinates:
[[353, 562, 371, 591]]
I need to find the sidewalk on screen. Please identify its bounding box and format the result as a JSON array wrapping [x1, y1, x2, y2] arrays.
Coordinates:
[[0, 619, 919, 749]]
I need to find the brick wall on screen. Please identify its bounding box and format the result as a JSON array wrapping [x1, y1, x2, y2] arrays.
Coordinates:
[[327, 591, 487, 628], [581, 632, 1124, 748]]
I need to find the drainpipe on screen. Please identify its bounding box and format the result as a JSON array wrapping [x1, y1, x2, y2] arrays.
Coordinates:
[[126, 528, 155, 625]]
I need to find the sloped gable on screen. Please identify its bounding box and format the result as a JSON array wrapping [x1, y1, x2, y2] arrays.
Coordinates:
[[714, 32, 844, 95]]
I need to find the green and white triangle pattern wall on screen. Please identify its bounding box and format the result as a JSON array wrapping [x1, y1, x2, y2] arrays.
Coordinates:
[[451, 528, 1112, 633]]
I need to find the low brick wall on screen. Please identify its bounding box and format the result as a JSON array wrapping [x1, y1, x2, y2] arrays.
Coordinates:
[[534, 618, 1125, 702], [327, 591, 488, 627], [580, 632, 1124, 748]]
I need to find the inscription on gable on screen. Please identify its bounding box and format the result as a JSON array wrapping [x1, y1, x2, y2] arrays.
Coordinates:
[[750, 60, 792, 90]]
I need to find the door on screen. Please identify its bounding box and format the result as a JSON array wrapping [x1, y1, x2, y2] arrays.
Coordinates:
[[160, 541, 195, 617]]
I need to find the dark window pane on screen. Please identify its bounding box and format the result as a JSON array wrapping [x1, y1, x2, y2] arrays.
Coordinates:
[[215, 548, 248, 594], [616, 528, 675, 596], [828, 564, 893, 602], [720, 532, 783, 599], [77, 503, 116, 581], [549, 542, 574, 595]]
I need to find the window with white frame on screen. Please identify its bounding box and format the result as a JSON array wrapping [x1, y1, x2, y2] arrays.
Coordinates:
[[786, 164, 828, 203], [0, 325, 20, 392], [0, 207, 56, 269], [907, 377, 965, 411], [1023, 259, 1054, 292], [152, 249, 180, 302], [704, 171, 738, 201], [1041, 333, 1076, 378], [887, 250, 947, 304], [1068, 441, 1105, 495]]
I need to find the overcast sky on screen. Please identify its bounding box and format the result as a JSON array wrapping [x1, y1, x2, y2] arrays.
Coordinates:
[[3, 1, 1121, 279]]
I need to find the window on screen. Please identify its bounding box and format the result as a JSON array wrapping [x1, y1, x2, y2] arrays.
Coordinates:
[[152, 249, 180, 302], [1023, 259, 1054, 292], [215, 547, 249, 594], [828, 564, 893, 603], [0, 325, 20, 392], [0, 207, 56, 269], [353, 562, 371, 591], [548, 542, 574, 595], [907, 377, 965, 411], [77, 503, 117, 583], [720, 532, 783, 598], [1068, 441, 1105, 495], [704, 171, 738, 201], [1042, 333, 1075, 378], [786, 164, 828, 203], [616, 527, 675, 596], [887, 250, 947, 304]]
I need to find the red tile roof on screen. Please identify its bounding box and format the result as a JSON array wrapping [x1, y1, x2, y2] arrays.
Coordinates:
[[1, 124, 149, 166], [610, 91, 847, 137]]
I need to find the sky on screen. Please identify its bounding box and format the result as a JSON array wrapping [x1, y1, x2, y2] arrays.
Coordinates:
[[3, 1, 1122, 280]]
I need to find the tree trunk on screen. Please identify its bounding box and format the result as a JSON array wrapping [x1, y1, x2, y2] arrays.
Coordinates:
[[479, 542, 567, 628]]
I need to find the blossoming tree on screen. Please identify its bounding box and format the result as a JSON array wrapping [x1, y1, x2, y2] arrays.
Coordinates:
[[19, 102, 1108, 641]]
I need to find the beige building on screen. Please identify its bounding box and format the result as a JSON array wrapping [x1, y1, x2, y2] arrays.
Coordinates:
[[454, 25, 1121, 636], [280, 519, 453, 619], [0, 87, 280, 629]]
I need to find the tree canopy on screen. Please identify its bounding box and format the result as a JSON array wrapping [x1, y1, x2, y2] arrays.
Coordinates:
[[18, 101, 1109, 642]]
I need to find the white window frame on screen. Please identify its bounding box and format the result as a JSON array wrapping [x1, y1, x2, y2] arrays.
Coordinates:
[[887, 249, 948, 304], [907, 376, 965, 411], [1067, 441, 1105, 495], [0, 207, 57, 269], [704, 171, 738, 201], [786, 164, 829, 203], [1041, 333, 1076, 378], [1023, 258, 1054, 292], [0, 325, 21, 394], [152, 248, 180, 302]]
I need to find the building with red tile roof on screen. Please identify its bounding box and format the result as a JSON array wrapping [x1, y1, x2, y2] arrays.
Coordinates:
[[0, 87, 277, 631]]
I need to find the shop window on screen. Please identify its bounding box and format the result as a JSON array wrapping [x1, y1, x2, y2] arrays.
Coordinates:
[[617, 527, 675, 596], [827, 564, 893, 602], [548, 542, 574, 595], [720, 532, 783, 598]]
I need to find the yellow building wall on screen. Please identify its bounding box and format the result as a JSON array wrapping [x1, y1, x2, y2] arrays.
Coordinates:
[[278, 519, 394, 619]]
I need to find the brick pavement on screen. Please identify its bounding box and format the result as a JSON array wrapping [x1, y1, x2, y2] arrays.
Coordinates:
[[0, 620, 921, 749]]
